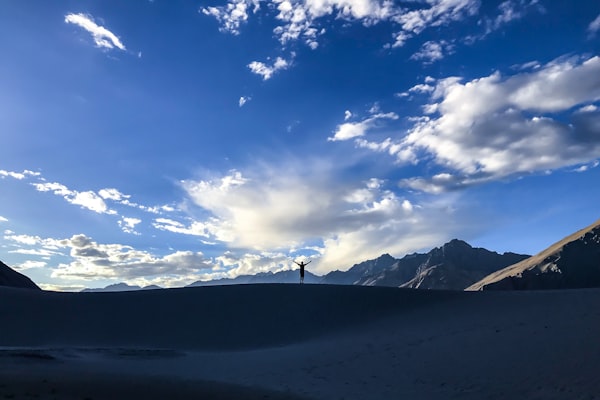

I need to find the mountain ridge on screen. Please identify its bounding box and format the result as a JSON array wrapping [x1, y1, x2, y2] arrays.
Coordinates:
[[468, 218, 600, 290], [0, 260, 40, 290]]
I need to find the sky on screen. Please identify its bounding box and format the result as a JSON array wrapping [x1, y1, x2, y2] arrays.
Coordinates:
[[1, 0, 599, 291]]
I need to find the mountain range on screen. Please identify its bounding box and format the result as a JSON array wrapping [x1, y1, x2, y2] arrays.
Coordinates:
[[81, 283, 162, 292], [189, 239, 529, 290], [2, 218, 599, 292]]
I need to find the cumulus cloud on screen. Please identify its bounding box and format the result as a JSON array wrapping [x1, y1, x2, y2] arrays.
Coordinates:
[[248, 56, 292, 80], [179, 164, 467, 273], [64, 13, 126, 50], [337, 55, 600, 193], [4, 232, 215, 285]]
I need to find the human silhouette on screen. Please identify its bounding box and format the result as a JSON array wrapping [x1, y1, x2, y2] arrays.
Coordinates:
[[294, 260, 311, 284]]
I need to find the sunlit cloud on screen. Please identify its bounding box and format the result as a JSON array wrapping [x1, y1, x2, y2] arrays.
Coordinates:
[[334, 55, 600, 193], [179, 163, 473, 273]]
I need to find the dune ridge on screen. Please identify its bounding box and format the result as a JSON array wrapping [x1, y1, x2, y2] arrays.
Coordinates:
[[2, 284, 600, 399]]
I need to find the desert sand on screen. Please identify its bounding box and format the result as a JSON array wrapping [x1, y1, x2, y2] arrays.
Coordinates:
[[1, 284, 599, 399]]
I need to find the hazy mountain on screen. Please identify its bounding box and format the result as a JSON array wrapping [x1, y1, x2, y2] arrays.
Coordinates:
[[187, 240, 529, 290], [322, 240, 529, 290], [189, 270, 321, 287], [82, 283, 162, 292], [0, 260, 40, 290], [469, 219, 600, 291]]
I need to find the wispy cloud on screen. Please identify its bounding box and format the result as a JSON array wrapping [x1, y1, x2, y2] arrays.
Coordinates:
[[64, 13, 126, 51], [33, 182, 117, 215], [588, 13, 600, 36], [203, 0, 480, 52], [329, 112, 398, 141], [0, 216, 8, 222], [410, 40, 454, 64]]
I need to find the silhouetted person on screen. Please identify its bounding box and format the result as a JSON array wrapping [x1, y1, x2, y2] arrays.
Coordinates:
[[294, 260, 311, 284]]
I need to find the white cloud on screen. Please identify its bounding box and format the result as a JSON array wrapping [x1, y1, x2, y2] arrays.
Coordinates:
[[0, 216, 7, 222], [239, 96, 251, 107], [71, 191, 114, 214], [153, 218, 214, 238], [179, 164, 466, 273], [328, 112, 398, 141], [409, 83, 435, 94], [64, 13, 126, 50], [340, 55, 600, 193], [14, 260, 47, 270], [344, 110, 353, 120], [33, 182, 116, 215], [588, 13, 600, 36], [5, 232, 215, 285], [248, 56, 291, 80], [204, 0, 480, 51], [201, 0, 259, 35], [0, 169, 40, 180], [411, 40, 453, 63], [119, 217, 142, 235], [98, 188, 129, 201]]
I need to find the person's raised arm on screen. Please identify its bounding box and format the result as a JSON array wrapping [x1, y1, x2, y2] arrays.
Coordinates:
[[293, 261, 301, 266], [306, 260, 312, 265]]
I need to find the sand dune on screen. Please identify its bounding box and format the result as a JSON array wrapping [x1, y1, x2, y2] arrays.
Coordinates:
[[1, 284, 600, 399]]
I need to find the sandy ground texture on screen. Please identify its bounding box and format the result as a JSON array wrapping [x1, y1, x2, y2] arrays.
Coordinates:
[[1, 284, 600, 399]]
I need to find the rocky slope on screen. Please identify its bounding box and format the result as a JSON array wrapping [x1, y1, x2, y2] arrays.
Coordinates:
[[468, 219, 600, 290], [0, 260, 40, 290]]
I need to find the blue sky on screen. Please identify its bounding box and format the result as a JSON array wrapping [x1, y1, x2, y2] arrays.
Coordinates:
[[1, 0, 599, 290]]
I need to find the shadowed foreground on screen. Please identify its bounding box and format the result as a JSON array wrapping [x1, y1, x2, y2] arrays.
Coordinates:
[[1, 284, 599, 399]]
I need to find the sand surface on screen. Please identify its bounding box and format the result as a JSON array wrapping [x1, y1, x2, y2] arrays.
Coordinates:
[[1, 284, 599, 399]]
